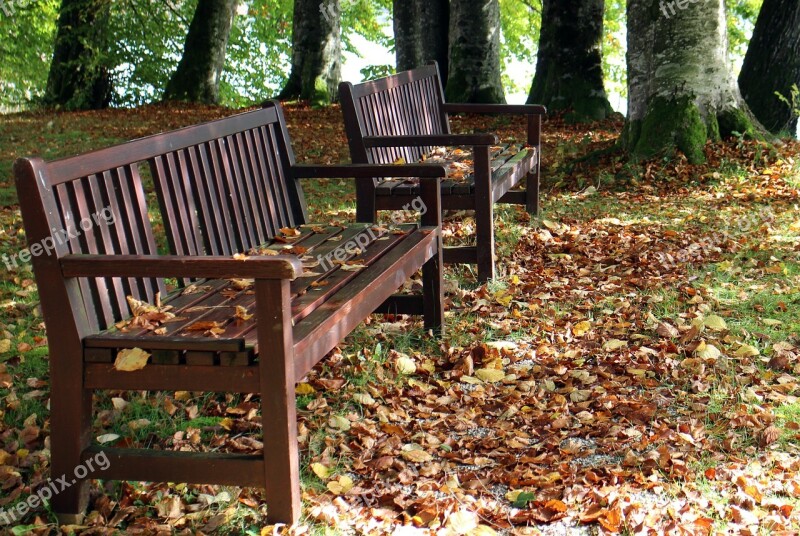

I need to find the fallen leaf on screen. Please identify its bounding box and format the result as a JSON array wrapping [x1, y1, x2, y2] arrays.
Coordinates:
[[114, 348, 150, 372]]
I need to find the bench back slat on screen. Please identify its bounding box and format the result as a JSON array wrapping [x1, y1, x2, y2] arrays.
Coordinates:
[[15, 105, 306, 333], [340, 62, 451, 168], [46, 165, 166, 332]]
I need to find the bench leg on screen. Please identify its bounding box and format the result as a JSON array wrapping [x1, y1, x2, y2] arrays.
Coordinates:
[[355, 180, 378, 223], [50, 343, 92, 524], [526, 169, 540, 216], [474, 146, 495, 283], [256, 280, 301, 525]]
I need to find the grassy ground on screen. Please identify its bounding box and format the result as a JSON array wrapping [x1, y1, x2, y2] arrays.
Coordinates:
[[0, 102, 798, 534]]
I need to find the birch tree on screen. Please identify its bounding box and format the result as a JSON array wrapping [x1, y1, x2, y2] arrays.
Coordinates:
[[623, 0, 760, 163]]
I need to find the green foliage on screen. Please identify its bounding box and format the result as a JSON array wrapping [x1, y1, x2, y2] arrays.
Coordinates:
[[222, 0, 294, 106], [0, 0, 60, 109], [603, 0, 626, 102], [106, 0, 197, 107], [360, 64, 395, 81], [726, 0, 762, 61], [499, 0, 540, 94], [775, 84, 800, 124]]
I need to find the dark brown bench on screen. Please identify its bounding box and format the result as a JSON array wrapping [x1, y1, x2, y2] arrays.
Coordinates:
[[14, 101, 444, 525], [339, 62, 546, 282]]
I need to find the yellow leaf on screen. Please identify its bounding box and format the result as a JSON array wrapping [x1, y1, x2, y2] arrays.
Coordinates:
[[0, 339, 11, 353], [735, 344, 759, 357], [703, 315, 728, 331], [447, 510, 478, 534], [475, 368, 506, 383], [295, 383, 316, 395], [327, 475, 354, 495], [602, 339, 627, 352], [401, 444, 433, 463], [493, 290, 513, 306], [352, 393, 376, 405], [392, 157, 407, 165], [219, 418, 234, 431], [114, 348, 150, 372], [505, 489, 524, 502], [570, 389, 591, 402], [329, 415, 351, 431], [234, 306, 253, 321], [96, 433, 119, 444], [696, 341, 721, 360], [572, 321, 592, 337], [0, 450, 11, 465], [310, 462, 330, 479], [395, 355, 417, 374], [762, 318, 783, 326]]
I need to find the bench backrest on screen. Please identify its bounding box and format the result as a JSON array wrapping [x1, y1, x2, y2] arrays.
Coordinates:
[[15, 103, 305, 333], [340, 62, 451, 167]]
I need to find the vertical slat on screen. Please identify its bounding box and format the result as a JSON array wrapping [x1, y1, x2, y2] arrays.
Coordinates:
[[227, 133, 261, 250], [54, 184, 100, 332], [252, 126, 282, 236], [100, 170, 143, 301], [198, 142, 237, 255], [86, 174, 129, 315], [186, 146, 228, 256], [72, 179, 118, 327], [120, 164, 167, 298], [264, 124, 294, 229], [210, 138, 247, 252], [241, 129, 271, 244]]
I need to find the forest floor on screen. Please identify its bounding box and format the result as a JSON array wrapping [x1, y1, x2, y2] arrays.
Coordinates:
[[0, 102, 799, 535]]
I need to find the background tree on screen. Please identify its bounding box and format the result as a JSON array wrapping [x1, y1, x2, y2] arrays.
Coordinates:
[[44, 0, 113, 110], [446, 0, 505, 103], [738, 0, 800, 136], [279, 0, 342, 105], [162, 0, 239, 104], [623, 0, 759, 164], [528, 0, 612, 121], [393, 0, 449, 79]]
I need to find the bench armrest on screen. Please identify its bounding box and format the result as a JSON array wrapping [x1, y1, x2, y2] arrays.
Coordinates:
[[443, 103, 547, 115], [60, 254, 303, 280], [291, 164, 447, 179], [362, 134, 499, 148]]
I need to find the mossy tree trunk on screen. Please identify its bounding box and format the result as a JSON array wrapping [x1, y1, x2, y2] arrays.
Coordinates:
[[393, 0, 450, 81], [446, 0, 505, 104], [527, 0, 612, 122], [44, 0, 112, 110], [623, 0, 760, 164], [739, 0, 800, 136], [278, 0, 342, 106], [162, 0, 238, 104]]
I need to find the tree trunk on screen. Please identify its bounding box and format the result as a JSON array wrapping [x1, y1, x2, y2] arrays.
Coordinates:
[[446, 0, 505, 104], [739, 0, 800, 136], [623, 0, 760, 164], [44, 0, 112, 110], [162, 0, 238, 104], [527, 0, 612, 122], [393, 0, 450, 80], [278, 0, 342, 106]]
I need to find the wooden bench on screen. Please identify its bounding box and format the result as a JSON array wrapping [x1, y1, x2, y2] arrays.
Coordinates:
[[14, 101, 444, 525], [339, 62, 546, 282]]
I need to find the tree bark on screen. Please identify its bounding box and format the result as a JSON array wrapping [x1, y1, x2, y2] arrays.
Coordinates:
[[527, 0, 612, 122], [623, 0, 760, 164], [739, 0, 800, 136], [162, 0, 238, 104], [446, 0, 505, 104], [393, 0, 450, 80], [278, 0, 342, 105], [44, 0, 112, 110]]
